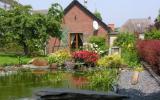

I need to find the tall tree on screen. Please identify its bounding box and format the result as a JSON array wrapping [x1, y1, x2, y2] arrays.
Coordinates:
[[0, 3, 63, 55], [94, 10, 102, 20], [0, 0, 18, 5], [155, 9, 160, 30]]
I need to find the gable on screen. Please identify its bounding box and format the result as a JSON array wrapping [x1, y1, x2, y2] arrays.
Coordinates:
[[64, 0, 111, 32]]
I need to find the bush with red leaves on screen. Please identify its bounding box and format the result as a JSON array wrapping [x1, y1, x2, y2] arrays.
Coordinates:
[[72, 50, 99, 65], [137, 40, 160, 75]]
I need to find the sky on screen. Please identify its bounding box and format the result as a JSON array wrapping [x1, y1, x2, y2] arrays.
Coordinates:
[[18, 0, 160, 27]]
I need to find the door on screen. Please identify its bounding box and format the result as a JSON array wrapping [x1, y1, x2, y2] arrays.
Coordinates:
[[69, 33, 83, 50]]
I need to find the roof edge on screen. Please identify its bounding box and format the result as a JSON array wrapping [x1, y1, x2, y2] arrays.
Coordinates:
[[64, 0, 111, 32]]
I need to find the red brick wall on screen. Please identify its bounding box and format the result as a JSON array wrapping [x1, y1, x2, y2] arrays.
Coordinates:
[[63, 5, 108, 40], [47, 4, 108, 53], [47, 37, 61, 54]]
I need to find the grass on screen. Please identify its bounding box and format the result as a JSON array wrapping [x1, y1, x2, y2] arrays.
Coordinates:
[[0, 52, 46, 67]]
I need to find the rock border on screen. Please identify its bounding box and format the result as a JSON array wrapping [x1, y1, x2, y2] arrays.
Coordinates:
[[141, 61, 160, 86]]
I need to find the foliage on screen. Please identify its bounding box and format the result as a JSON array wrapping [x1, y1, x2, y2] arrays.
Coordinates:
[[134, 67, 144, 72], [0, 4, 63, 56], [46, 3, 63, 38], [72, 50, 99, 65], [94, 10, 102, 20], [48, 49, 71, 65], [154, 9, 160, 30], [114, 33, 136, 50], [114, 33, 140, 67], [97, 54, 123, 68], [145, 28, 160, 39], [121, 49, 140, 67], [0, 0, 18, 6], [48, 3, 63, 22], [83, 43, 106, 55], [88, 69, 118, 91], [61, 27, 69, 46], [137, 40, 160, 75], [89, 36, 108, 52]]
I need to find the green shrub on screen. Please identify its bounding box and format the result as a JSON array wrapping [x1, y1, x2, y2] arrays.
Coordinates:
[[121, 49, 140, 67], [97, 54, 123, 68], [114, 33, 136, 50], [88, 69, 118, 91], [89, 36, 108, 51], [145, 28, 160, 39], [114, 33, 141, 68], [48, 49, 71, 65]]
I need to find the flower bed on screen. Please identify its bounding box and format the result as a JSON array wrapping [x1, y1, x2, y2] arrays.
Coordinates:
[[72, 50, 99, 67]]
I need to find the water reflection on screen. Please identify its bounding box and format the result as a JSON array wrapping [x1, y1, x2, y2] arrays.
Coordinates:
[[0, 69, 117, 100]]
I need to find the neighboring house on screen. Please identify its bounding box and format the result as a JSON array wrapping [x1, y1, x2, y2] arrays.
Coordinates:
[[33, 9, 48, 14], [0, 0, 19, 9], [0, 1, 10, 9], [46, 0, 111, 53], [121, 18, 153, 39]]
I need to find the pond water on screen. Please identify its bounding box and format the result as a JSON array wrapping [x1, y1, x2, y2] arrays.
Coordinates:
[[0, 69, 118, 100]]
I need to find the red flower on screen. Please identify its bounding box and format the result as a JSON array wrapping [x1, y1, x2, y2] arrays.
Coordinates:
[[72, 50, 99, 64]]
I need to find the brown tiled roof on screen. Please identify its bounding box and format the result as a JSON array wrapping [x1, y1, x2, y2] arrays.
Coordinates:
[[121, 18, 153, 33], [32, 9, 48, 14]]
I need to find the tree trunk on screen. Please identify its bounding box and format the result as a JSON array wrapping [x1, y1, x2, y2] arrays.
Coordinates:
[[23, 43, 29, 56]]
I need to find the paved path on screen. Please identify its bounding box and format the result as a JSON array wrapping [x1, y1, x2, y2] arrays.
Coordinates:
[[118, 70, 160, 100]]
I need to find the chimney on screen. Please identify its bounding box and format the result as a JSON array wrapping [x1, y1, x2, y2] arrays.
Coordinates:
[[108, 24, 115, 31]]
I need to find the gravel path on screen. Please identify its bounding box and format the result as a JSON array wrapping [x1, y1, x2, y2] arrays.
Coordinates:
[[118, 70, 160, 100]]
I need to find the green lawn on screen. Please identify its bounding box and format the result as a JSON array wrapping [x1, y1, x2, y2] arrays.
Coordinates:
[[0, 53, 46, 67]]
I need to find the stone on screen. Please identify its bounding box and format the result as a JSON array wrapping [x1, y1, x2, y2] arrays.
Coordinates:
[[0, 67, 4, 71], [30, 58, 48, 66], [131, 71, 139, 85], [35, 89, 128, 100], [64, 61, 75, 70], [50, 63, 58, 69], [28, 58, 36, 64]]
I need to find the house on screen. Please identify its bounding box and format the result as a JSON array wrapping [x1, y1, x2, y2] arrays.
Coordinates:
[[120, 18, 153, 39], [47, 0, 111, 53], [0, 1, 10, 9], [33, 0, 112, 53], [0, 0, 17, 9]]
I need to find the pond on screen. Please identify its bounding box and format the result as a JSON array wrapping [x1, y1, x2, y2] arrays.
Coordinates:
[[0, 69, 118, 100]]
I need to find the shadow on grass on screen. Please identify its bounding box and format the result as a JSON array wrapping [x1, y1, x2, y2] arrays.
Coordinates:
[[0, 52, 22, 57], [0, 52, 46, 58], [118, 88, 160, 100]]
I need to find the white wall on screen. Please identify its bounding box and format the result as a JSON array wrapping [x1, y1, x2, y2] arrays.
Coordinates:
[[109, 36, 117, 47]]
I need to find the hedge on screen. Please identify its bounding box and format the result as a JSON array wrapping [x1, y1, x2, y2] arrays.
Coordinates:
[[136, 40, 160, 75]]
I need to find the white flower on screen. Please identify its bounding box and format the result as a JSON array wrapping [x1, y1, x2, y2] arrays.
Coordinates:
[[100, 51, 104, 53], [94, 44, 98, 48], [90, 44, 93, 48]]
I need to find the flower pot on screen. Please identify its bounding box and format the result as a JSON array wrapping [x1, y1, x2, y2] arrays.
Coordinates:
[[131, 71, 139, 85], [50, 63, 58, 70]]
